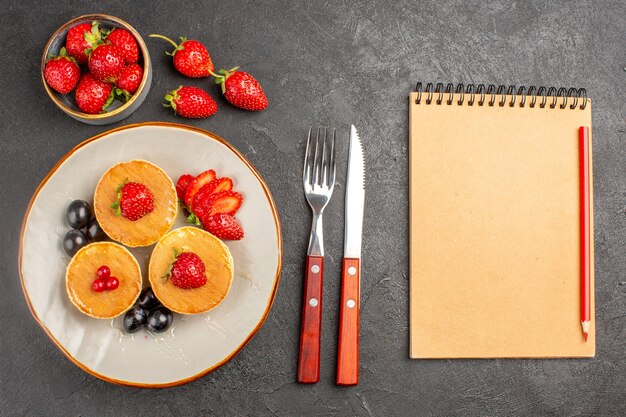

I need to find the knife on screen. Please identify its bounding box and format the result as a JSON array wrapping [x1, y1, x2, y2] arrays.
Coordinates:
[[336, 125, 364, 386]]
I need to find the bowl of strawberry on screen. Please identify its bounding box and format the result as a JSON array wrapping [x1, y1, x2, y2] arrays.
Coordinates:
[[41, 14, 152, 125]]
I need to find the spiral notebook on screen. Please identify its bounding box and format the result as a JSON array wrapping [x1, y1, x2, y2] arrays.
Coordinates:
[[409, 83, 595, 358]]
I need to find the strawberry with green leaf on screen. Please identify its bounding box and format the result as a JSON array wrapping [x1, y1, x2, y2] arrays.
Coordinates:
[[75, 73, 115, 114], [115, 64, 143, 101], [111, 178, 154, 221], [211, 67, 268, 111], [66, 21, 102, 64], [162, 248, 207, 289], [163, 86, 217, 119], [44, 47, 80, 94], [149, 34, 214, 77]]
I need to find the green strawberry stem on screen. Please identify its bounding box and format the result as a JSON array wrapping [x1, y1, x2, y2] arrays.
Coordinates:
[[114, 88, 132, 103], [208, 67, 239, 94], [186, 212, 201, 226], [84, 21, 104, 56], [163, 86, 182, 111], [102, 90, 116, 112], [162, 247, 183, 283], [149, 34, 187, 56], [110, 177, 128, 216], [47, 47, 79, 65]]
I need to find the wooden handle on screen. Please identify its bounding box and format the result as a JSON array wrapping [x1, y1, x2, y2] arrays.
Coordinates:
[[297, 255, 324, 383], [336, 258, 360, 386]]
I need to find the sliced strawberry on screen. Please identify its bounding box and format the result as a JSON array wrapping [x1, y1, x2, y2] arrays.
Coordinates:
[[184, 169, 216, 209], [203, 213, 244, 240], [188, 178, 233, 218], [204, 177, 233, 195], [194, 190, 243, 222], [207, 191, 243, 216], [176, 174, 195, 200], [190, 183, 216, 217]]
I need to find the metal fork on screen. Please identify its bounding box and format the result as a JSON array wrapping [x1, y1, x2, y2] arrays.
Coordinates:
[[297, 127, 336, 384]]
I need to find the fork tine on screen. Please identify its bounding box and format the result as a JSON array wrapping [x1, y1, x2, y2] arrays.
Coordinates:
[[328, 129, 337, 186], [303, 126, 312, 185], [321, 129, 328, 185], [313, 127, 322, 185]]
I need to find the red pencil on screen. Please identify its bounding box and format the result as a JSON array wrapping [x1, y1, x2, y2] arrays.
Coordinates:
[[579, 126, 591, 342]]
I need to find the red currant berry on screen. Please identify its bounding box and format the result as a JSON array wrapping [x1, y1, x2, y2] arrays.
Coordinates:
[[92, 278, 106, 292], [105, 276, 120, 291], [97, 265, 111, 279]]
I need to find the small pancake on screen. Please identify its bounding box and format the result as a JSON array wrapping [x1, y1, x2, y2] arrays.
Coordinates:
[[66, 242, 142, 319], [149, 227, 234, 314], [94, 160, 178, 247]]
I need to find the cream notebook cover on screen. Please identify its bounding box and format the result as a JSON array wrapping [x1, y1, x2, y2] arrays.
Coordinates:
[[409, 84, 595, 358]]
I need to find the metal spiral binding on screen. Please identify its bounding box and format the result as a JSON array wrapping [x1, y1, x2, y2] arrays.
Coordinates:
[[415, 82, 588, 109]]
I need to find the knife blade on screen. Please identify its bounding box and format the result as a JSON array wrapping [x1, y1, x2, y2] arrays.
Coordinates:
[[336, 124, 364, 386], [344, 125, 365, 258]]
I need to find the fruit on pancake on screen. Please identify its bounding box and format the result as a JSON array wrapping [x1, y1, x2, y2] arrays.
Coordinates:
[[92, 278, 106, 292], [90, 264, 118, 292], [96, 265, 111, 279], [162, 249, 207, 289], [111, 179, 155, 221], [105, 276, 120, 290]]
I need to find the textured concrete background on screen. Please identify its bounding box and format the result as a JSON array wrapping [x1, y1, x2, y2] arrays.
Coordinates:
[[1, 0, 624, 415]]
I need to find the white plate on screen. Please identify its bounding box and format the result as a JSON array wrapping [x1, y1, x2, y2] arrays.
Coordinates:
[[19, 123, 282, 387]]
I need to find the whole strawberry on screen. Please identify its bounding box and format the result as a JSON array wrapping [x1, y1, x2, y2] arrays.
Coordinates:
[[213, 67, 268, 111], [75, 73, 114, 114], [111, 179, 154, 221], [163, 250, 207, 289], [149, 34, 213, 77], [106, 28, 139, 65], [44, 47, 80, 94], [163, 86, 217, 118], [65, 21, 101, 64], [115, 64, 143, 100], [89, 44, 125, 83], [203, 213, 244, 240]]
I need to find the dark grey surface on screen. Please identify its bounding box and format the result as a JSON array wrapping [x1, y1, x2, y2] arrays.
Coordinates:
[[1, 0, 624, 415]]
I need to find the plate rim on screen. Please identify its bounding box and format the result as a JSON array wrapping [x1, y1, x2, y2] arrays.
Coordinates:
[[18, 121, 283, 388]]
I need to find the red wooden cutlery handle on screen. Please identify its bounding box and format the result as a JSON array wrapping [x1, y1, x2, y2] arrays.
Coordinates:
[[337, 258, 360, 386], [298, 255, 324, 383]]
